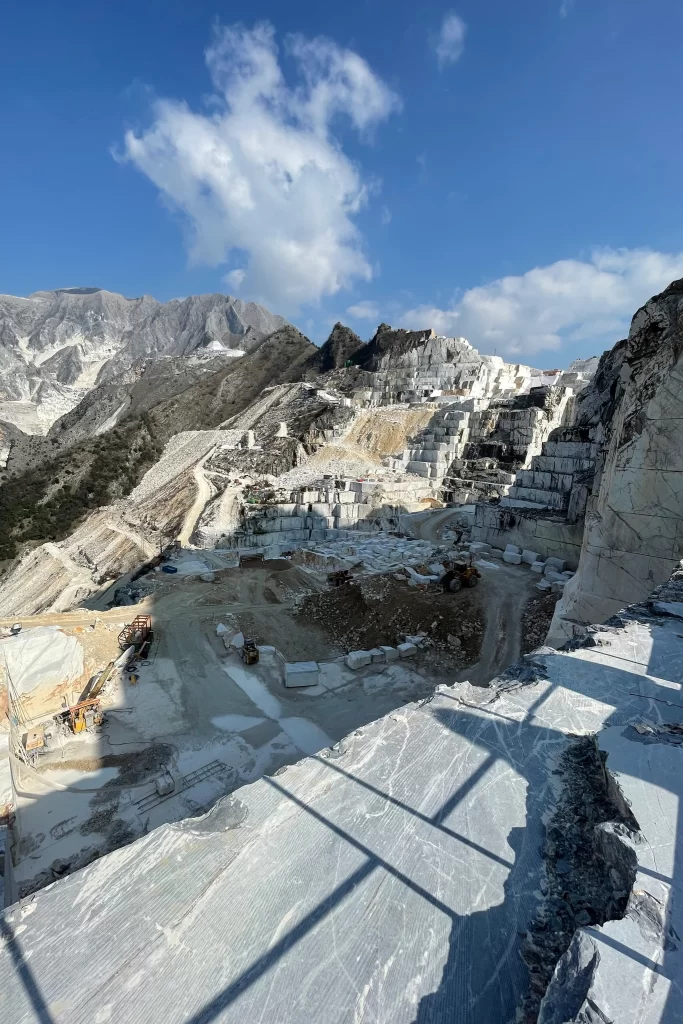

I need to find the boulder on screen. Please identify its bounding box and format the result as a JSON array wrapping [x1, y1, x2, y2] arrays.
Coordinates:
[[397, 642, 417, 658], [285, 661, 320, 688], [346, 651, 372, 670], [503, 551, 522, 564], [380, 645, 400, 662]]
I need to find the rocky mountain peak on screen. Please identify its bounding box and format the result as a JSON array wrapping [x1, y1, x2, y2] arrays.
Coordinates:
[[0, 287, 289, 434], [317, 322, 364, 371]]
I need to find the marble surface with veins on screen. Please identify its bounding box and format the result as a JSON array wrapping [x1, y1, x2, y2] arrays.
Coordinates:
[[550, 279, 683, 643], [1, 600, 683, 1023]]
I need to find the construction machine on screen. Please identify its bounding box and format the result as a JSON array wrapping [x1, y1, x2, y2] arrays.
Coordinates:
[[441, 559, 481, 594], [57, 698, 104, 735], [240, 638, 260, 665], [118, 615, 152, 651]]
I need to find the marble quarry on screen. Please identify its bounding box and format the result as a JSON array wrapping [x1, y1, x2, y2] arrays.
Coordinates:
[[200, 478, 433, 559], [357, 331, 596, 408], [3, 281, 683, 1023], [3, 574, 682, 1023], [467, 432, 598, 567], [394, 388, 575, 503], [189, 333, 596, 565]]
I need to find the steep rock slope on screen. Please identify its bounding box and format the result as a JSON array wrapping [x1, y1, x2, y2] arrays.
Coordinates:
[[548, 277, 683, 643], [0, 287, 288, 432], [315, 322, 364, 371], [0, 326, 317, 564]]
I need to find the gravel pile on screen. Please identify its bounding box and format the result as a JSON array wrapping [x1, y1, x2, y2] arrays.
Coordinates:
[[296, 572, 485, 660]]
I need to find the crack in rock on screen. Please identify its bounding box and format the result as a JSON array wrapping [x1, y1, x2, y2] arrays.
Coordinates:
[[518, 736, 640, 1023]]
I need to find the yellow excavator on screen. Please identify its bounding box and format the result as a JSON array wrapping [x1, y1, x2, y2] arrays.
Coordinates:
[[440, 559, 481, 594]]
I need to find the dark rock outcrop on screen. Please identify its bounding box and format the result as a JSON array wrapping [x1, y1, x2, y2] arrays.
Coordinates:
[[316, 323, 364, 372], [354, 323, 435, 372]]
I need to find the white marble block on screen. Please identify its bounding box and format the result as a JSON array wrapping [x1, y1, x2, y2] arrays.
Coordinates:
[[346, 651, 372, 670]]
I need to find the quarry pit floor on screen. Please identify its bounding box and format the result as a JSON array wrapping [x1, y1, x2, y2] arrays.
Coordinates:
[[1, 547, 549, 899]]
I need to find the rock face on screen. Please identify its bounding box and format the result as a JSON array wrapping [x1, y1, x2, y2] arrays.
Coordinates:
[[0, 287, 288, 432], [350, 324, 596, 406], [548, 277, 683, 644], [315, 322, 364, 372], [357, 325, 528, 401]]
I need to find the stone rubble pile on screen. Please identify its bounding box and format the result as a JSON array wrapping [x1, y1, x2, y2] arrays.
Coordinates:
[[293, 533, 444, 577]]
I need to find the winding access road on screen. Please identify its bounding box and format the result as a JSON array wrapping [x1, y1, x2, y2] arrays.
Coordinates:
[[178, 447, 217, 547], [408, 507, 539, 685]]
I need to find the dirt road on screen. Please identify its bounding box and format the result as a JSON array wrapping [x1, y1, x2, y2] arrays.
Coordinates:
[[403, 506, 466, 544], [407, 508, 539, 684], [178, 448, 216, 546], [456, 561, 538, 684]]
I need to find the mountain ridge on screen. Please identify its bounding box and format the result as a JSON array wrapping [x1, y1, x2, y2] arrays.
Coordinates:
[[0, 286, 289, 433]]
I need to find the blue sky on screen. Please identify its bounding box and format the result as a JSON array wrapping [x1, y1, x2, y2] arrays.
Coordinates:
[[2, 0, 683, 363]]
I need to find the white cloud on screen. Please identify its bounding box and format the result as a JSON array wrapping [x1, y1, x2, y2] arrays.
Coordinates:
[[120, 22, 401, 310], [434, 13, 466, 69], [347, 301, 379, 319], [380, 205, 392, 225], [560, 0, 575, 16], [400, 248, 683, 358], [225, 269, 245, 290]]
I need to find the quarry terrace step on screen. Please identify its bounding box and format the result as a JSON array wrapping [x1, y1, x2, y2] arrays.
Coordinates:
[[513, 470, 575, 493], [531, 454, 595, 474], [499, 496, 565, 511], [505, 486, 568, 510]]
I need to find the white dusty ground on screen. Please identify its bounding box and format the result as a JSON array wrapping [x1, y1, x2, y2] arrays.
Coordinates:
[[2, 585, 681, 1022], [0, 530, 548, 902], [3, 557, 445, 900]]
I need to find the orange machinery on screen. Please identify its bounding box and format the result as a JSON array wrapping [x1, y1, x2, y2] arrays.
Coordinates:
[[118, 615, 152, 651]]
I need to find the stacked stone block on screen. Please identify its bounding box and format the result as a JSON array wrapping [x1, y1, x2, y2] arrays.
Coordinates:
[[501, 439, 596, 514]]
